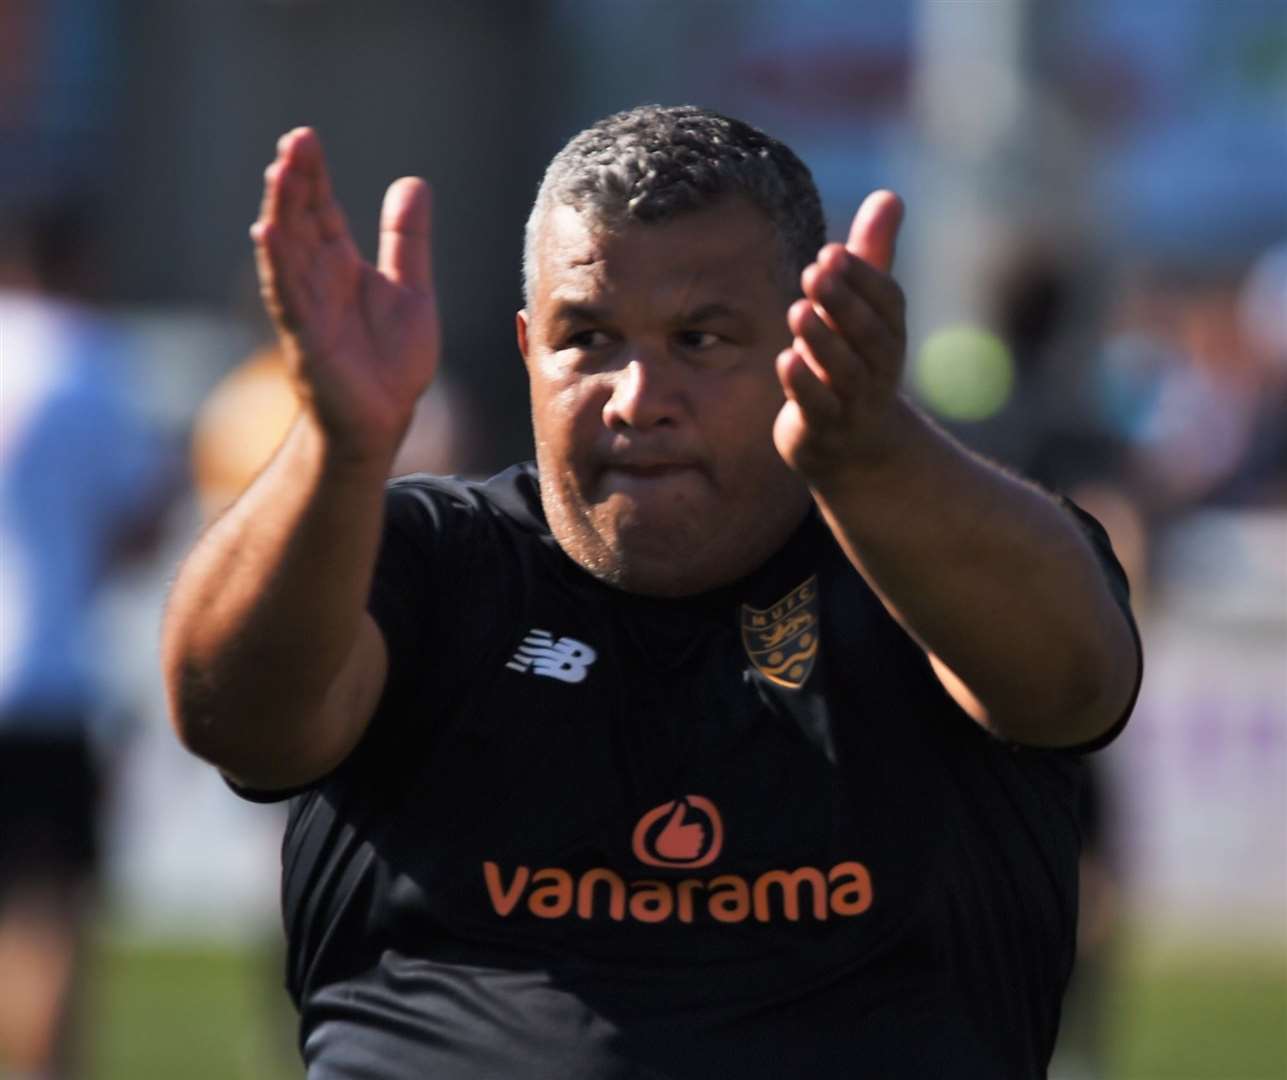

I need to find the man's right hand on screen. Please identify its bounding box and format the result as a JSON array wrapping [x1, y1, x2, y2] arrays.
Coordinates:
[[251, 127, 440, 466]]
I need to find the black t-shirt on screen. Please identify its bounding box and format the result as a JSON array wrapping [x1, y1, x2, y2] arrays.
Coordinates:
[[242, 462, 1141, 1079]]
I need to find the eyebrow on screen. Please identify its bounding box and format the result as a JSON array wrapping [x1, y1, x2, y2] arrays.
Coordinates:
[[678, 302, 745, 325], [547, 302, 609, 325], [544, 300, 751, 327]]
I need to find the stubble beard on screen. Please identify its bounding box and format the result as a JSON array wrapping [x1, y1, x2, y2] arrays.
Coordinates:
[[539, 467, 695, 596], [537, 460, 811, 599]]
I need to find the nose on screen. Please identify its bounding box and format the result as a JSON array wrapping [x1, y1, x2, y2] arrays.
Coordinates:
[[602, 357, 679, 431]]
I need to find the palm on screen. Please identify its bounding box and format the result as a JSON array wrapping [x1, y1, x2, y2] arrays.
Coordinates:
[[253, 128, 440, 461]]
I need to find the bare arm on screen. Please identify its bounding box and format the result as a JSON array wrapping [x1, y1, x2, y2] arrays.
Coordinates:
[[774, 194, 1139, 747], [162, 128, 440, 790]]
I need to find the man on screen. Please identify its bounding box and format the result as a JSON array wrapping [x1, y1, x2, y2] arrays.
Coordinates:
[[2, 203, 173, 1078], [163, 106, 1142, 1078]]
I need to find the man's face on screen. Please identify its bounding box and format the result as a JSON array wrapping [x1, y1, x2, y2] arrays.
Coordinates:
[[518, 197, 812, 597]]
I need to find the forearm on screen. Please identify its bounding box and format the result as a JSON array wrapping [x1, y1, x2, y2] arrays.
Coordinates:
[[162, 411, 391, 774], [810, 399, 1138, 746]]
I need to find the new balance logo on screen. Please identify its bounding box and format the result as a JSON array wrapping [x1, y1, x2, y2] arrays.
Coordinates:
[[506, 629, 598, 684]]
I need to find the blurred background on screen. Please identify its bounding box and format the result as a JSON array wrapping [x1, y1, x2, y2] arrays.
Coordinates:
[[1, 0, 1283, 1077]]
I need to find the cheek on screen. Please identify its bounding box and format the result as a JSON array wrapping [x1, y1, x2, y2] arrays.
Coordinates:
[[531, 373, 605, 454], [704, 381, 792, 485], [713, 374, 785, 438]]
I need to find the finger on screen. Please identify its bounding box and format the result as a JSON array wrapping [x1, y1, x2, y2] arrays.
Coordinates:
[[251, 220, 307, 334], [279, 164, 322, 250], [288, 127, 351, 244], [250, 221, 280, 324], [845, 190, 904, 274], [803, 245, 904, 336], [377, 177, 433, 293], [253, 144, 314, 328], [273, 129, 326, 249], [776, 347, 844, 425], [259, 128, 310, 222], [802, 258, 902, 369], [257, 133, 319, 263], [788, 298, 867, 398], [259, 159, 286, 229]]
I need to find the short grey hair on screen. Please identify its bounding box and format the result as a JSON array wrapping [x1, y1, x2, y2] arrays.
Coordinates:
[[522, 104, 826, 304]]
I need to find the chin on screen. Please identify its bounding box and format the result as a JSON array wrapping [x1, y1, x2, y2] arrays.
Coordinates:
[[576, 523, 705, 596], [590, 516, 795, 597], [605, 549, 719, 598], [546, 507, 716, 596], [542, 473, 810, 598]]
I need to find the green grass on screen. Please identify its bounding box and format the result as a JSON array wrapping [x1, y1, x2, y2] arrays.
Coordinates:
[[1105, 947, 1287, 1080], [85, 937, 1285, 1080], [87, 938, 298, 1080]]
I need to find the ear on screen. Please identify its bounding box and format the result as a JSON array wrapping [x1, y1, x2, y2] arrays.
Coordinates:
[[516, 309, 531, 366]]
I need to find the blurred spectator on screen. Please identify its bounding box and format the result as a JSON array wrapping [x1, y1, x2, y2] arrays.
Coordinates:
[[1236, 241, 1287, 506], [1097, 261, 1287, 521], [0, 202, 176, 1078]]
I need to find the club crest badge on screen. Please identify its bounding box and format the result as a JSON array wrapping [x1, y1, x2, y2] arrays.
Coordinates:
[[740, 576, 819, 689]]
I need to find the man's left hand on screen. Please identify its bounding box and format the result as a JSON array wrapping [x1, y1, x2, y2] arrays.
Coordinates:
[[773, 191, 909, 488]]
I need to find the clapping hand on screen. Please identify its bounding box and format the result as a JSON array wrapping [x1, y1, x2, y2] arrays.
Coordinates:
[[251, 127, 440, 465], [773, 191, 908, 489]]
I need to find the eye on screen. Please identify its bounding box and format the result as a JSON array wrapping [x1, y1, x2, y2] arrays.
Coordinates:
[[562, 329, 612, 350], [675, 330, 721, 350]]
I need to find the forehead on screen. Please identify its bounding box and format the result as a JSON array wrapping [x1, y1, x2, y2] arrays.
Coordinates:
[[530, 198, 783, 312]]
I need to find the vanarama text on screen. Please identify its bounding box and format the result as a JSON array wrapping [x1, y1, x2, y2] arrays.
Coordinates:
[[482, 861, 874, 925]]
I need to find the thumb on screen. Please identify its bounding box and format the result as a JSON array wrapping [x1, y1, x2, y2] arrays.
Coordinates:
[[378, 177, 434, 293], [846, 189, 904, 274]]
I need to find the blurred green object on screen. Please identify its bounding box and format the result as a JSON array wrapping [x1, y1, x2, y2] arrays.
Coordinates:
[[89, 939, 298, 1080], [1105, 944, 1287, 1080], [912, 324, 1015, 422], [86, 937, 1284, 1079]]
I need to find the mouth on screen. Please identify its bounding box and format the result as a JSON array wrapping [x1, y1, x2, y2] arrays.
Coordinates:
[[605, 463, 697, 478], [596, 460, 705, 496]]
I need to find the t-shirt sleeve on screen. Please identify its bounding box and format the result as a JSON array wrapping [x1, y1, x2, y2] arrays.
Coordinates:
[[366, 478, 471, 727], [1056, 496, 1144, 752], [225, 476, 485, 803]]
